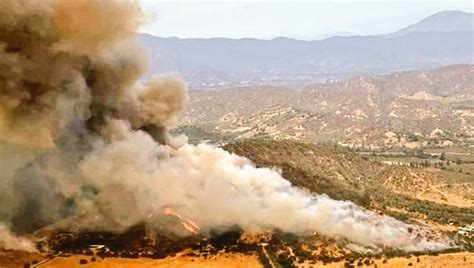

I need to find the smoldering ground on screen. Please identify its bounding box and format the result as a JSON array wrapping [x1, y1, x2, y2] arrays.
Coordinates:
[[0, 0, 452, 253]]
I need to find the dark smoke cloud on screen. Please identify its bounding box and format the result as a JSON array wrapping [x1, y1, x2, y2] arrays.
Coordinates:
[[0, 0, 186, 236]]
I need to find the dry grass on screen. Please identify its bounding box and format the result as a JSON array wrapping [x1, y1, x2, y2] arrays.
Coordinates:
[[298, 252, 474, 268], [37, 253, 262, 268], [0, 250, 46, 268]]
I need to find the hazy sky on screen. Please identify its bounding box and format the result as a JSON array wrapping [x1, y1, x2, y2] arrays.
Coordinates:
[[138, 0, 472, 40]]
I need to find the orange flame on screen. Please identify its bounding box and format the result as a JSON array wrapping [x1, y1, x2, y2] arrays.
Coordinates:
[[163, 207, 200, 234]]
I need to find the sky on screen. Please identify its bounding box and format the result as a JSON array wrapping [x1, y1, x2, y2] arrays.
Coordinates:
[[138, 0, 472, 40]]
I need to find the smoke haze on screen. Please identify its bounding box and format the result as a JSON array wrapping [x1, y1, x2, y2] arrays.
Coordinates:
[[0, 0, 451, 252]]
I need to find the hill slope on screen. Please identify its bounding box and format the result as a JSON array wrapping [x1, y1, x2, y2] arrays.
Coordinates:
[[177, 65, 474, 149], [223, 139, 473, 229]]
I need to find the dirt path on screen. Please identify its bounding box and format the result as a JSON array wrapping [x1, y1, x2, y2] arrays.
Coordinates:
[[261, 245, 277, 268], [402, 168, 473, 207], [416, 181, 473, 207]]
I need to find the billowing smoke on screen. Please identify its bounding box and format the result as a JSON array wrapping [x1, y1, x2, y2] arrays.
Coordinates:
[[78, 135, 450, 251], [0, 0, 450, 253]]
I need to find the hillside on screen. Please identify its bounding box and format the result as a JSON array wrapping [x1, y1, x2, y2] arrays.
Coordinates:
[[223, 140, 473, 227], [177, 65, 474, 149]]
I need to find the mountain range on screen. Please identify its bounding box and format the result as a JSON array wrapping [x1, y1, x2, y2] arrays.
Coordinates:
[[137, 11, 474, 89]]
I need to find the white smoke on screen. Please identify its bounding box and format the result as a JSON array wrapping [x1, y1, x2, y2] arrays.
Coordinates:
[[77, 124, 451, 251]]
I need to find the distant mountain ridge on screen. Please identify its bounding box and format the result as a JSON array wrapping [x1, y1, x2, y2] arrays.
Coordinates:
[[389, 11, 474, 37], [138, 10, 474, 89]]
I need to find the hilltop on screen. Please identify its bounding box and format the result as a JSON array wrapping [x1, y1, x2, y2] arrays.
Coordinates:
[[389, 11, 474, 37]]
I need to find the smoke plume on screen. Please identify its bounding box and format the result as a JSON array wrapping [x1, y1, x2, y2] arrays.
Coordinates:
[[0, 0, 451, 252], [0, 224, 36, 252]]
